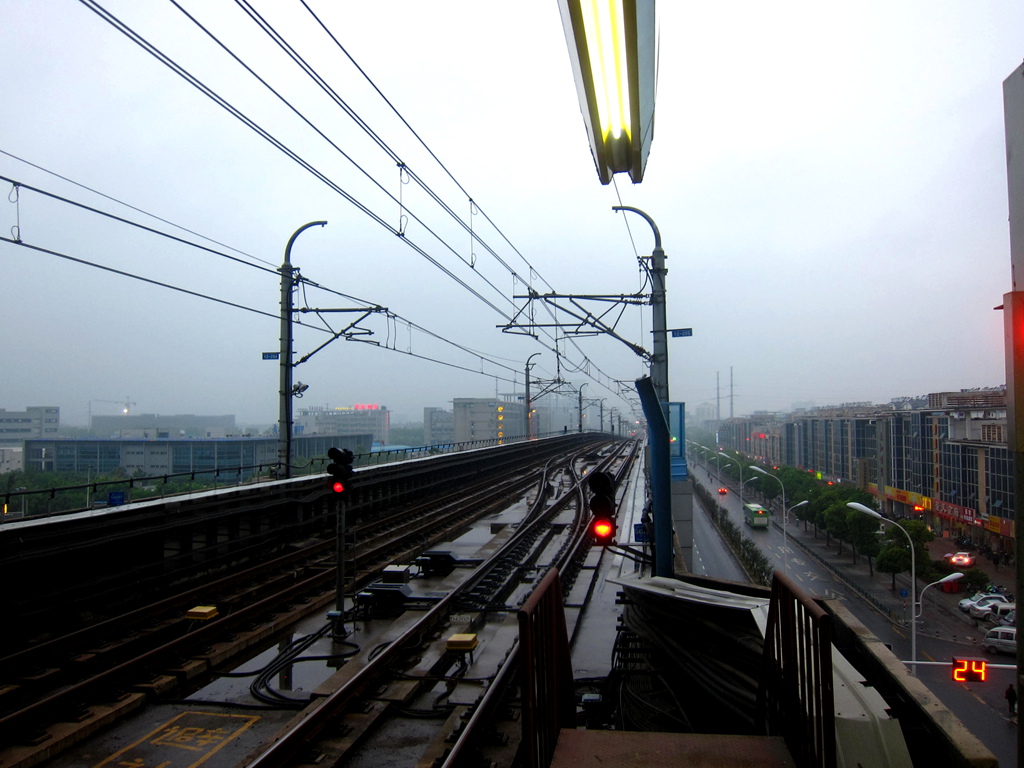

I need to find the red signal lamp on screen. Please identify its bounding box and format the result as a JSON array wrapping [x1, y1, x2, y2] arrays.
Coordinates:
[[591, 516, 616, 543], [332, 481, 345, 494]]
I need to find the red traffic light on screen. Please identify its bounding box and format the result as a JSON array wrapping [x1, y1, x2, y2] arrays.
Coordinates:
[[590, 516, 616, 543], [331, 480, 345, 494]]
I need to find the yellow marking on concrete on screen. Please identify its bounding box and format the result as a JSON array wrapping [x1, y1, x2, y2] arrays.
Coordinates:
[[92, 711, 259, 768]]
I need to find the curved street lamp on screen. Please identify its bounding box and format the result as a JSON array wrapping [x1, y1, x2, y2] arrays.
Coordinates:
[[918, 573, 965, 619], [785, 500, 809, 572], [718, 452, 743, 505], [848, 501, 921, 676], [749, 465, 792, 573]]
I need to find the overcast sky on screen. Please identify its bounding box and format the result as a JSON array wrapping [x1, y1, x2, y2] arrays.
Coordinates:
[[1, 1, 1021, 428]]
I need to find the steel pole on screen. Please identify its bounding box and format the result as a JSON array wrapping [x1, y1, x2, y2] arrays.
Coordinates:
[[613, 206, 667, 401], [525, 353, 540, 440], [278, 221, 327, 479]]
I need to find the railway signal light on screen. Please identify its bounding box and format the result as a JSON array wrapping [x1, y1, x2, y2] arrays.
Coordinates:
[[590, 513, 616, 544], [588, 479, 616, 545], [326, 447, 354, 495]]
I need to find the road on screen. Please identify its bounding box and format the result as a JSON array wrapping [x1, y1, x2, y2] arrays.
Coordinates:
[[691, 462, 1017, 767]]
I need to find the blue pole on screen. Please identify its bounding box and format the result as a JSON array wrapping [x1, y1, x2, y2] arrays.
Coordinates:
[[636, 376, 672, 577]]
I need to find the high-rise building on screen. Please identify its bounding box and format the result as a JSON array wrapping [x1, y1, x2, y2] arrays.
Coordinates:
[[713, 387, 1013, 553]]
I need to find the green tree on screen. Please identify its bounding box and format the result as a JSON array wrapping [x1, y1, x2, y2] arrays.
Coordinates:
[[823, 502, 850, 554], [872, 519, 933, 589], [846, 509, 882, 573], [876, 542, 911, 590]]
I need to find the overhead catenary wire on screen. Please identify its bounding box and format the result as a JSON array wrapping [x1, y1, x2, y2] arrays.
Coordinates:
[[0, 174, 280, 276], [297, 0, 557, 295], [32, 1, 648, 414], [161, 0, 633, 394], [0, 231, 524, 387], [0, 148, 275, 268], [75, 0, 510, 321]]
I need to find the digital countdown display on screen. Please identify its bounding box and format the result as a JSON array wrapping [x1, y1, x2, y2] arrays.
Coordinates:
[[952, 657, 988, 683]]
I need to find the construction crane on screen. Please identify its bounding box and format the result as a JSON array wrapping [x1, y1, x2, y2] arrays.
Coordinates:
[[87, 397, 137, 428]]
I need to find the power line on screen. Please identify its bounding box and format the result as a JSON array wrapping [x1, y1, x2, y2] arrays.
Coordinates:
[[297, 0, 556, 294], [0, 235, 279, 320], [64, 0, 643, 407], [0, 148, 274, 268], [1, 174, 280, 276]]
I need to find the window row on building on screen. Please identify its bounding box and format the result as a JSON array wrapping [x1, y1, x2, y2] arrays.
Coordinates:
[[714, 388, 1014, 550]]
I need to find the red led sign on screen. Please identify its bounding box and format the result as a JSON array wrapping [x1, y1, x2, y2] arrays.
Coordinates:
[[952, 657, 987, 683]]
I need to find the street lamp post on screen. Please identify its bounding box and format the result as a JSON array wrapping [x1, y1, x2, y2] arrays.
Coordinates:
[[698, 444, 720, 486], [748, 465, 797, 573], [918, 573, 965, 618], [718, 452, 743, 506], [847, 501, 919, 675], [785, 500, 809, 573]]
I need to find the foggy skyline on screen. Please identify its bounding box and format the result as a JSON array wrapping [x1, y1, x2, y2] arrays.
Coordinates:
[[2, 2, 1021, 427]]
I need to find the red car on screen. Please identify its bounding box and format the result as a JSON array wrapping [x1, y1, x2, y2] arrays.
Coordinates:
[[718, 487, 728, 495]]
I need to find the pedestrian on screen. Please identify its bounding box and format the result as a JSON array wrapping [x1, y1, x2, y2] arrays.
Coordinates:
[[1005, 684, 1017, 715]]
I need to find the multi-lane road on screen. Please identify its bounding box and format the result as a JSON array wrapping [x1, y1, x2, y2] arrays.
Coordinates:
[[690, 462, 1017, 767]]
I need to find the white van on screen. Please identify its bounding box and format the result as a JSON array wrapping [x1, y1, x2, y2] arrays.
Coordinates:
[[982, 626, 1016, 655]]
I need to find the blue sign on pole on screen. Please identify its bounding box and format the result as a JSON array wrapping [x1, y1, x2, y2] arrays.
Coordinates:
[[634, 523, 649, 543], [899, 589, 909, 598], [108, 491, 126, 507], [262, 352, 280, 360], [670, 328, 692, 338]]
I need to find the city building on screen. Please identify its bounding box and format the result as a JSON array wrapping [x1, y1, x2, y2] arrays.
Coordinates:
[[0, 406, 60, 446], [423, 407, 454, 446], [714, 387, 1014, 553], [294, 404, 390, 445], [452, 397, 525, 443]]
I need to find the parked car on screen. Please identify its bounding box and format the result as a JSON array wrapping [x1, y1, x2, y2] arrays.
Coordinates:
[[949, 551, 975, 567], [959, 591, 1009, 613], [969, 594, 1012, 619], [989, 604, 1016, 626], [982, 626, 1017, 655]]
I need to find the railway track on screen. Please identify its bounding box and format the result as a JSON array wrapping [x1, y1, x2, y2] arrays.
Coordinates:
[[0, 439, 632, 768], [242, 441, 638, 768]]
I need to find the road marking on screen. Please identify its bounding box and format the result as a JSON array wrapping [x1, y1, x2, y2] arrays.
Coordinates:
[[93, 711, 260, 768]]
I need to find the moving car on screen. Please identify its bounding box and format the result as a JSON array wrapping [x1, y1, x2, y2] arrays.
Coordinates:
[[717, 487, 728, 495], [968, 594, 1012, 619], [949, 552, 975, 567], [982, 626, 1017, 655]]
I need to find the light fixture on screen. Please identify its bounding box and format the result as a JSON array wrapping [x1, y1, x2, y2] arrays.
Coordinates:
[[558, 0, 657, 184]]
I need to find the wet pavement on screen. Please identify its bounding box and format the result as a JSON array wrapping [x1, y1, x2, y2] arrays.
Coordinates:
[[771, 507, 1012, 648]]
